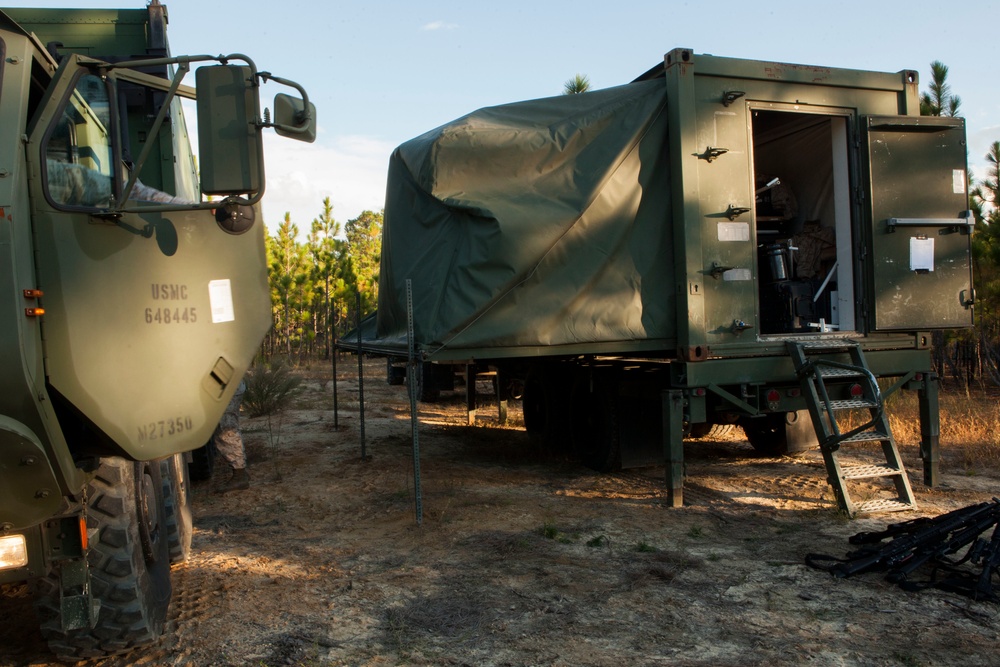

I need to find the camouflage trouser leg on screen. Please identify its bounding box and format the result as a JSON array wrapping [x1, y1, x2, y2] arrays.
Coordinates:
[[213, 387, 246, 469]]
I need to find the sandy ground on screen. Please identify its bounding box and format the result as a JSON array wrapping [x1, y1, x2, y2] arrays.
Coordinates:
[[2, 358, 1000, 666]]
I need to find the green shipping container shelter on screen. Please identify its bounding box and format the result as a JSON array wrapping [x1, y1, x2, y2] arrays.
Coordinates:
[[368, 48, 973, 515]]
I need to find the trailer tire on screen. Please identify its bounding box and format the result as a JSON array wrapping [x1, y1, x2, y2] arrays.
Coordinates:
[[739, 410, 816, 456], [160, 453, 193, 563], [34, 457, 172, 659], [417, 361, 441, 402], [572, 380, 621, 473], [523, 369, 572, 453]]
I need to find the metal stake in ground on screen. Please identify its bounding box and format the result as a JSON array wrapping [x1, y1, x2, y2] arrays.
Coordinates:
[[357, 292, 367, 461], [406, 279, 423, 525], [332, 300, 339, 430]]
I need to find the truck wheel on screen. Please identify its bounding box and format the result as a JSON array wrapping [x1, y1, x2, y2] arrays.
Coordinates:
[[188, 439, 216, 481], [34, 457, 172, 659], [739, 410, 817, 456], [571, 380, 621, 472], [160, 453, 193, 563]]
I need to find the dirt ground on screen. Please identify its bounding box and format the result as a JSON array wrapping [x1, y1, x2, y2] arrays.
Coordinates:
[[3, 358, 1000, 667]]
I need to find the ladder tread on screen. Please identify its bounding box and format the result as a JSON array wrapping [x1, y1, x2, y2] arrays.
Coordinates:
[[816, 366, 864, 379], [829, 398, 878, 410], [839, 430, 891, 444], [795, 338, 858, 350], [855, 498, 918, 514], [841, 463, 905, 480]]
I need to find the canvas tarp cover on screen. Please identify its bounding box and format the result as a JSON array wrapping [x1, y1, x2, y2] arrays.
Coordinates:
[[375, 79, 675, 358]]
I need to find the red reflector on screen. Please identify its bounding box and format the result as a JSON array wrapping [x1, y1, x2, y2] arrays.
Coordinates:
[[787, 388, 801, 397], [914, 373, 923, 381], [694, 388, 706, 397], [765, 389, 780, 402], [850, 384, 864, 398]]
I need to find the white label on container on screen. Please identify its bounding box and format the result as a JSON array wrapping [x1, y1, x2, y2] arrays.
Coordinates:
[[910, 237, 934, 272], [718, 222, 750, 242], [953, 169, 966, 194], [208, 279, 235, 323], [722, 268, 752, 282]]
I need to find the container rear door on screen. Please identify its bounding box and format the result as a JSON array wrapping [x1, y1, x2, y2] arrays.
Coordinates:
[[865, 115, 973, 331]]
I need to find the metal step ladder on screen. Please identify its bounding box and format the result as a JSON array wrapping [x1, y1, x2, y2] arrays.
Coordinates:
[[787, 339, 917, 517]]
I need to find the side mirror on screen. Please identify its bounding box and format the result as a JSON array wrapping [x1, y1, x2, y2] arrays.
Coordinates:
[[195, 65, 263, 196], [273, 93, 317, 143]]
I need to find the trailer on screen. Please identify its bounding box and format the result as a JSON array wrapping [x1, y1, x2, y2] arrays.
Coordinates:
[[360, 48, 973, 517]]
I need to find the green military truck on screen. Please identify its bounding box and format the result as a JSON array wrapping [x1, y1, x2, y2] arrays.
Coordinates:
[[0, 2, 314, 658], [368, 48, 973, 517]]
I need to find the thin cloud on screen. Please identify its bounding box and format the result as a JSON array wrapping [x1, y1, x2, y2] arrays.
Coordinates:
[[421, 20, 459, 31]]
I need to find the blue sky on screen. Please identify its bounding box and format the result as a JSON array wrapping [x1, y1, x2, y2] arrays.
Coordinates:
[[8, 0, 999, 229]]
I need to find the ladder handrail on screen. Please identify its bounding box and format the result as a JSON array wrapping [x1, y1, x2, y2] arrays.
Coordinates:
[[811, 358, 886, 448]]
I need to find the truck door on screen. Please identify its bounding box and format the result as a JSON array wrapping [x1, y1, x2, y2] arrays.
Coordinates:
[[865, 115, 974, 331], [26, 57, 272, 460], [694, 93, 756, 343]]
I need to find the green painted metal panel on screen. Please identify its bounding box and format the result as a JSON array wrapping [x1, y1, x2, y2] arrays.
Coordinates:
[[866, 115, 973, 330]]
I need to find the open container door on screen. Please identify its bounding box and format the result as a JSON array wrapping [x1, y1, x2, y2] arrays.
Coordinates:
[[865, 115, 974, 331]]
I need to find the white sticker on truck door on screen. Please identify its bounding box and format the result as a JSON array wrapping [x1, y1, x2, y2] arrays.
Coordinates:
[[717, 222, 750, 242], [953, 169, 966, 194], [910, 237, 935, 272], [209, 279, 235, 323]]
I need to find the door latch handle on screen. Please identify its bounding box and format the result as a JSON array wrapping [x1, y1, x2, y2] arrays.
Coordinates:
[[731, 319, 753, 334], [709, 262, 735, 279], [726, 205, 751, 220]]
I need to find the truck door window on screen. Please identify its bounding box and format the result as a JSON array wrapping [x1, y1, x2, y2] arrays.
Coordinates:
[[43, 73, 115, 208]]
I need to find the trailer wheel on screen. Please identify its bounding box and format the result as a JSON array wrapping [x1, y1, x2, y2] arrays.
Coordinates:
[[416, 361, 441, 402], [522, 369, 571, 452], [34, 457, 172, 659], [571, 380, 621, 472], [739, 410, 817, 456], [160, 453, 193, 563], [188, 439, 216, 481]]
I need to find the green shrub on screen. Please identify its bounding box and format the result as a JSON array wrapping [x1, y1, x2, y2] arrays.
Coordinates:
[[241, 360, 303, 417]]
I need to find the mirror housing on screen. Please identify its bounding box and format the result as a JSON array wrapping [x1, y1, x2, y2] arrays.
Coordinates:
[[195, 65, 263, 196], [273, 93, 317, 143]]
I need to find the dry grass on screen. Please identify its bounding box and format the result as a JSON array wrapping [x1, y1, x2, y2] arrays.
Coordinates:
[[886, 388, 1000, 470]]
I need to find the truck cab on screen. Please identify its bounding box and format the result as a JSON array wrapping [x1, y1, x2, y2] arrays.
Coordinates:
[[0, 3, 314, 658]]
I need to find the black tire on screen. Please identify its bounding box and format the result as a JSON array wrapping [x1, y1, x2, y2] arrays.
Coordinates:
[[571, 379, 621, 472], [416, 361, 440, 402], [522, 368, 572, 453], [739, 410, 817, 456], [188, 439, 216, 482], [160, 453, 193, 563], [34, 457, 172, 659]]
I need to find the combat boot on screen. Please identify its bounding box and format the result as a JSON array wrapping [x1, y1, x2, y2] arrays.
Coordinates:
[[221, 467, 250, 493]]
